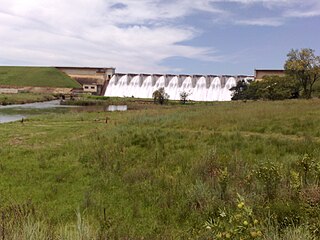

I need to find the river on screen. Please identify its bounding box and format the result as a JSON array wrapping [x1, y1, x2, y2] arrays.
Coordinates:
[[0, 100, 68, 123]]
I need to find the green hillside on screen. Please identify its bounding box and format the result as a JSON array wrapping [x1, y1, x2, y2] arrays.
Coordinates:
[[0, 66, 81, 88]]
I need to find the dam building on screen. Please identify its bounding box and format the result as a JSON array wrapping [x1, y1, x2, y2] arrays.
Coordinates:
[[57, 67, 115, 95], [254, 69, 285, 81]]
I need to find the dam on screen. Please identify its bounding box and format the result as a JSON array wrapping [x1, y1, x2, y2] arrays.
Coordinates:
[[104, 74, 253, 101]]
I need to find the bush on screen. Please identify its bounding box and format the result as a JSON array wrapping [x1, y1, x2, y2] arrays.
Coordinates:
[[180, 91, 190, 104], [204, 194, 263, 239], [232, 76, 300, 101], [297, 154, 314, 186], [152, 88, 169, 105], [256, 163, 281, 200]]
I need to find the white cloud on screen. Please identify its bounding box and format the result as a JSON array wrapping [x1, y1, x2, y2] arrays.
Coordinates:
[[235, 18, 283, 27], [284, 1, 320, 18], [0, 0, 225, 72], [0, 0, 319, 73], [215, 0, 320, 26]]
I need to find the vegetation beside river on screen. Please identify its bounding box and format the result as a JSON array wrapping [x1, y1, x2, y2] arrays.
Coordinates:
[[0, 92, 57, 105], [0, 99, 320, 239]]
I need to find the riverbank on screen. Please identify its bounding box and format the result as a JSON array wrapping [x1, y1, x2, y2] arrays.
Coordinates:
[[0, 92, 57, 105], [0, 100, 76, 123]]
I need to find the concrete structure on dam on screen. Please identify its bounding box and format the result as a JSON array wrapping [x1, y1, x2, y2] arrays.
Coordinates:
[[56, 67, 284, 100], [0, 66, 284, 99], [254, 69, 285, 81], [105, 74, 254, 101], [57, 67, 115, 95]]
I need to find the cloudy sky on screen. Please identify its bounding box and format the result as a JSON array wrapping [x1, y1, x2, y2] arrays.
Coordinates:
[[0, 0, 319, 75]]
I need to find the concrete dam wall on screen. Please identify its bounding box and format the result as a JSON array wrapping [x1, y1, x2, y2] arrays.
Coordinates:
[[105, 74, 253, 101]]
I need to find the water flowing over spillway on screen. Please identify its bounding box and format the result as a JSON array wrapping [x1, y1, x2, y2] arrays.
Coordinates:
[[105, 74, 253, 101]]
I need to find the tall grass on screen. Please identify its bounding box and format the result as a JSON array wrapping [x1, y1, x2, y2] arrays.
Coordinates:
[[0, 99, 320, 238], [0, 209, 98, 239]]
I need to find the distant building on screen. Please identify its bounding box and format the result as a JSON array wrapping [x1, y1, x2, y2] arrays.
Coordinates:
[[254, 69, 285, 81], [56, 67, 115, 95]]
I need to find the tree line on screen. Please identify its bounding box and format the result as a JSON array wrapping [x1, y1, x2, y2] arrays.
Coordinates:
[[232, 48, 320, 100]]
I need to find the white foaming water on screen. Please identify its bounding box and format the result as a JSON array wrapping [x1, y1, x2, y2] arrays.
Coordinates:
[[166, 76, 180, 100], [127, 75, 141, 98], [220, 77, 237, 101], [193, 77, 207, 101], [180, 76, 194, 99], [153, 76, 166, 93], [207, 77, 221, 101], [104, 75, 117, 97], [105, 75, 129, 97], [140, 75, 154, 99], [105, 74, 245, 101]]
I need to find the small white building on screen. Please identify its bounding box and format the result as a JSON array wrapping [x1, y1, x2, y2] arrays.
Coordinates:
[[56, 67, 115, 95]]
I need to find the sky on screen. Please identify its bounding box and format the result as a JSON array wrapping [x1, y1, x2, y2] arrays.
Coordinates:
[[0, 0, 320, 75]]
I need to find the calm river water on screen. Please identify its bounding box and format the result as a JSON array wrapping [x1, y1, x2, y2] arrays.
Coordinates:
[[0, 100, 66, 123]]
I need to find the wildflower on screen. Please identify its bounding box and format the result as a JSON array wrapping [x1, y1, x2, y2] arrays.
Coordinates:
[[237, 202, 244, 209]]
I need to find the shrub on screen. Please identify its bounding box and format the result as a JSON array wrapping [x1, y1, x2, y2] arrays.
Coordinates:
[[180, 91, 190, 104], [256, 163, 281, 200], [289, 170, 302, 199], [232, 76, 300, 101], [205, 194, 263, 239], [297, 154, 314, 186], [218, 167, 229, 200], [152, 88, 169, 105]]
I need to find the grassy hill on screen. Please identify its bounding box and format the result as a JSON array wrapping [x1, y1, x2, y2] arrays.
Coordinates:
[[0, 66, 81, 88]]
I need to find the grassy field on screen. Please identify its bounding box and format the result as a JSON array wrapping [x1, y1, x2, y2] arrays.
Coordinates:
[[0, 99, 320, 239], [0, 67, 81, 88]]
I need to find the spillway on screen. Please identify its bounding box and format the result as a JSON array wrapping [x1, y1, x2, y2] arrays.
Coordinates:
[[105, 74, 253, 101]]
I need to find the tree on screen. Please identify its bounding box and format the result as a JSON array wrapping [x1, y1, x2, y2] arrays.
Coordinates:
[[152, 87, 169, 105], [231, 76, 299, 101], [230, 80, 250, 100], [231, 80, 264, 100], [284, 48, 320, 99], [257, 75, 300, 100], [180, 91, 190, 104]]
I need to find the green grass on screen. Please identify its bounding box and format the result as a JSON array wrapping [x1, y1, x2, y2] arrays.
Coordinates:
[[0, 92, 57, 105], [0, 66, 81, 88], [0, 99, 320, 238]]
